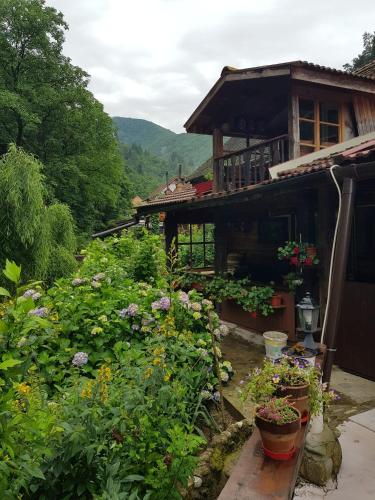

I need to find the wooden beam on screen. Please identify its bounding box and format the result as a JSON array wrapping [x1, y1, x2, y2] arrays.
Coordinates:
[[164, 213, 178, 267], [292, 66, 375, 95], [288, 87, 300, 159], [218, 425, 309, 500]]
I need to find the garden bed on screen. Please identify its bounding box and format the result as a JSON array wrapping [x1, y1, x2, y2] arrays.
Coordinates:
[[0, 232, 238, 499]]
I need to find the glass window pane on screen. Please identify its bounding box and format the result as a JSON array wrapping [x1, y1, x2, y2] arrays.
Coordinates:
[[300, 121, 315, 143], [299, 99, 314, 120], [320, 102, 339, 124], [320, 124, 339, 147]]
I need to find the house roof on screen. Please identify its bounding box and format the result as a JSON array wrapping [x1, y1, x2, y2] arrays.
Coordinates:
[[353, 59, 375, 78], [270, 131, 375, 178], [184, 60, 375, 134], [137, 134, 375, 214]]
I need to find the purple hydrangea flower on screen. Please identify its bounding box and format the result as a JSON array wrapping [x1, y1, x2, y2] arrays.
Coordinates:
[[23, 289, 36, 298], [28, 307, 48, 317], [151, 300, 161, 310], [119, 303, 139, 318], [159, 297, 170, 311], [72, 352, 88, 367], [32, 292, 42, 301], [178, 291, 189, 304]]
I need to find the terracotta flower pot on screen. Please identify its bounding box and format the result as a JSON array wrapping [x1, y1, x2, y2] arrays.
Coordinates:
[[306, 246, 317, 257], [276, 383, 310, 424], [255, 406, 301, 459], [271, 294, 283, 307]]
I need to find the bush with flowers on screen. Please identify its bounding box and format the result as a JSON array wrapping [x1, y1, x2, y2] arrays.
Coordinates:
[[0, 232, 233, 498]]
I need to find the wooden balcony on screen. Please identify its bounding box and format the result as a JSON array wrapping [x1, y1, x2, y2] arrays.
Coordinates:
[[213, 135, 289, 193]]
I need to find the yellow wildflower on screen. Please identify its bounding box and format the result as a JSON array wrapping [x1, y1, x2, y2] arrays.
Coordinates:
[[145, 367, 153, 379], [97, 365, 111, 403], [98, 365, 111, 383], [81, 380, 95, 399], [153, 357, 162, 366], [17, 383, 31, 396], [50, 312, 59, 321], [153, 346, 165, 357], [164, 372, 171, 382]]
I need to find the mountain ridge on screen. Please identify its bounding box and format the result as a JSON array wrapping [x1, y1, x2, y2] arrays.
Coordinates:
[[113, 116, 212, 175]]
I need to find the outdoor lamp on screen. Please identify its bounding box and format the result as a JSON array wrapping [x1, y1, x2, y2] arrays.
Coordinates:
[[296, 292, 320, 351]]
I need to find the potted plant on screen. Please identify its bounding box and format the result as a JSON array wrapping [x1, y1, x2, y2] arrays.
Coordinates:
[[277, 241, 319, 267], [237, 284, 275, 317], [255, 397, 301, 460], [306, 244, 317, 258], [282, 342, 317, 367], [270, 293, 283, 307], [242, 358, 331, 424], [282, 272, 304, 293]]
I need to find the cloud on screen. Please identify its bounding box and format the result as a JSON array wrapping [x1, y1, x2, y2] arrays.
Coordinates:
[[47, 0, 375, 132]]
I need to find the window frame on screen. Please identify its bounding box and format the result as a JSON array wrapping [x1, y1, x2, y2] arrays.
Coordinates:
[[177, 223, 215, 268], [298, 97, 343, 155]]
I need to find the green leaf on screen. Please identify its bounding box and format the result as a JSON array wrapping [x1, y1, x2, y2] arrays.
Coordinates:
[[124, 475, 144, 482], [0, 358, 23, 370], [3, 260, 21, 285], [0, 320, 8, 333], [0, 287, 10, 297]]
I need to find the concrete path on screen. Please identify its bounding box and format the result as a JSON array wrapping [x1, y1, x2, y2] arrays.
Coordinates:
[[294, 408, 375, 499]]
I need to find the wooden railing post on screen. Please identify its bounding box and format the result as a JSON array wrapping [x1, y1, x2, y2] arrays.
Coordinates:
[[213, 128, 223, 192]]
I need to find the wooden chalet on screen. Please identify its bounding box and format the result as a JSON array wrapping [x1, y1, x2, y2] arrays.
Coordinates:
[[138, 61, 375, 381]]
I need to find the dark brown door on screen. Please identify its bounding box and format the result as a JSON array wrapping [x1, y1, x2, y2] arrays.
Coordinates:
[[336, 282, 375, 380]]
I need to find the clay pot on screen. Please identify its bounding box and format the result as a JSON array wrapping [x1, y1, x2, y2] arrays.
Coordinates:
[[271, 294, 283, 307], [255, 406, 301, 459], [276, 383, 310, 423], [306, 246, 317, 257]]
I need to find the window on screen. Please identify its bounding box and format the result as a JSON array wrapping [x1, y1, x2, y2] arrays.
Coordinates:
[[299, 98, 342, 156], [178, 223, 214, 268]]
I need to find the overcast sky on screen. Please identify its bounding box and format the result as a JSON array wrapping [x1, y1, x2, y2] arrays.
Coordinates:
[[47, 0, 375, 133]]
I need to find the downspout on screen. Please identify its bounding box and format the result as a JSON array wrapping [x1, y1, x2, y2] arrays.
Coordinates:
[[321, 172, 357, 385]]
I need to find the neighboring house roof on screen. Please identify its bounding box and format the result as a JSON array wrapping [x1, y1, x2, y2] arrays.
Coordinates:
[[353, 59, 375, 78], [140, 183, 196, 207]]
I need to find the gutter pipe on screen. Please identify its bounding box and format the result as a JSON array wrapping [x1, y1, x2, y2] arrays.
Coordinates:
[[321, 160, 375, 385]]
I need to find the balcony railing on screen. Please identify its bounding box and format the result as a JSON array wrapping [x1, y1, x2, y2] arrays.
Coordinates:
[[213, 134, 289, 193]]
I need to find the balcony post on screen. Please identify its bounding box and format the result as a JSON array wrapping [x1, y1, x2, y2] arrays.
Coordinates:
[[213, 128, 223, 192]]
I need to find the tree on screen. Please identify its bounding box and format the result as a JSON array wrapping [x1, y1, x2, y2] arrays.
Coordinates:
[[344, 31, 375, 71], [0, 145, 76, 283], [0, 0, 131, 235]]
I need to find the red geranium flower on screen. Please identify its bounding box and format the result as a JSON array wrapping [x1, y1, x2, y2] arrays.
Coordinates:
[[293, 246, 300, 254], [305, 257, 313, 266], [290, 256, 299, 266]]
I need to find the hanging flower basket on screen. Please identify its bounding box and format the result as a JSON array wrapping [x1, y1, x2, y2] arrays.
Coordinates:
[[277, 241, 319, 267]]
